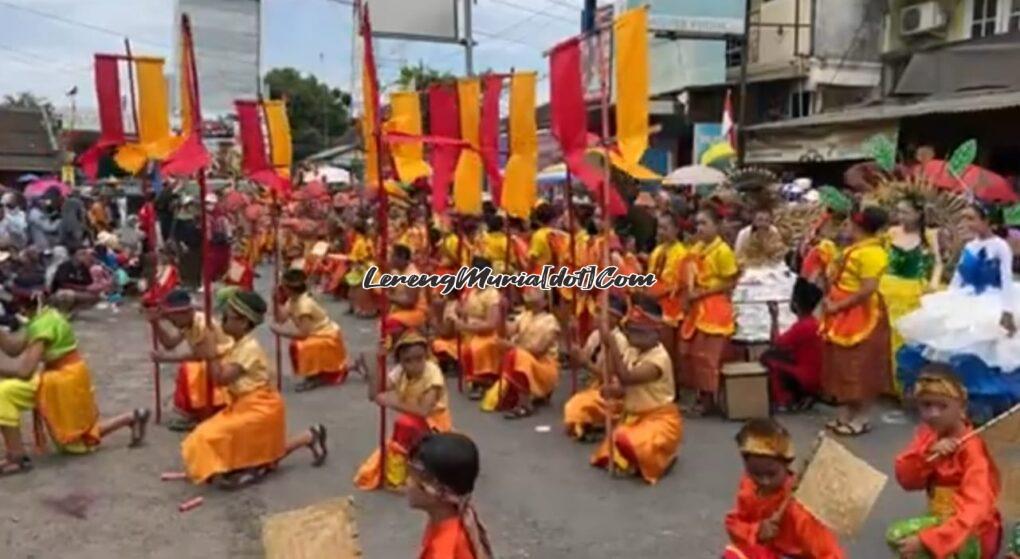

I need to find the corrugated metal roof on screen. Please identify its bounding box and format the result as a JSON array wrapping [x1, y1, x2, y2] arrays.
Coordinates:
[[747, 88, 1020, 131]]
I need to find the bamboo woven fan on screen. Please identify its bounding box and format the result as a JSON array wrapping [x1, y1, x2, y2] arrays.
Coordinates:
[[793, 437, 888, 536], [262, 497, 362, 559]]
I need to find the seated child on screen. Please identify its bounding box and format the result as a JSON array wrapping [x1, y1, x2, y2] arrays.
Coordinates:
[[760, 278, 823, 413]]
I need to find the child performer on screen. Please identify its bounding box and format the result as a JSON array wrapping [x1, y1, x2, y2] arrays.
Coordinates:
[[149, 289, 234, 431], [355, 330, 453, 491], [890, 365, 1002, 559], [591, 297, 682, 484], [180, 290, 327, 489], [451, 258, 503, 400], [0, 273, 149, 475], [563, 294, 628, 441], [409, 433, 493, 559], [271, 269, 349, 392], [483, 287, 561, 418], [723, 418, 845, 559], [679, 207, 739, 415], [382, 244, 428, 339], [761, 278, 824, 413]]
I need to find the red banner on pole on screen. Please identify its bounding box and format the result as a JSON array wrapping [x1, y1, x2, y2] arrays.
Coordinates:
[[480, 75, 503, 205], [549, 38, 626, 217], [235, 100, 270, 175], [427, 83, 460, 214]]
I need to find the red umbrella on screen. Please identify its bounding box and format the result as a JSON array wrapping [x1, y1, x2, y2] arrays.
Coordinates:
[[914, 160, 1017, 202], [24, 178, 71, 199]]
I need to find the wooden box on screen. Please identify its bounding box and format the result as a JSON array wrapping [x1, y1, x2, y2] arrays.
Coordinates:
[[721, 361, 770, 420]]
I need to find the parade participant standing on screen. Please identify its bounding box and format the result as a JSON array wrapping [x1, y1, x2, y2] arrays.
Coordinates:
[[563, 294, 629, 441], [527, 202, 561, 274], [897, 202, 1020, 421], [451, 258, 503, 399], [679, 207, 739, 415], [890, 366, 1002, 559], [344, 220, 378, 318], [483, 287, 561, 418], [0, 273, 149, 474], [408, 433, 493, 559], [480, 214, 509, 274], [646, 212, 687, 389], [723, 418, 845, 559], [591, 297, 682, 484], [271, 269, 349, 391], [180, 290, 327, 488], [879, 196, 942, 396], [761, 279, 824, 413], [355, 330, 453, 491], [820, 206, 891, 436], [148, 289, 233, 431]]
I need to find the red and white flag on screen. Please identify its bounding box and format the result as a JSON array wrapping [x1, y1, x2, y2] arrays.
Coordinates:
[[722, 88, 736, 148]]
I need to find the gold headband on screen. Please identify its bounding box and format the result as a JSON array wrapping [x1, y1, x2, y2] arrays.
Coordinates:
[[227, 294, 263, 325], [914, 373, 968, 402], [739, 432, 795, 461]]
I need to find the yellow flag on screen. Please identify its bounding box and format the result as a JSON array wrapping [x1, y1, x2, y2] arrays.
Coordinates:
[[453, 78, 482, 216], [386, 91, 431, 183], [136, 57, 178, 161], [361, 64, 380, 189], [613, 8, 653, 178], [501, 72, 538, 220], [264, 100, 293, 179]]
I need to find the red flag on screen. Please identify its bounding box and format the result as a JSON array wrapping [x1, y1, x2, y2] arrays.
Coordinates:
[[480, 75, 503, 205], [162, 15, 210, 177], [427, 83, 460, 214], [722, 88, 736, 148], [79, 55, 127, 179], [549, 38, 626, 217], [235, 100, 270, 176]]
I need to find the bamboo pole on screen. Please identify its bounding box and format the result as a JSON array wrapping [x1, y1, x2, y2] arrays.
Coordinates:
[[595, 20, 616, 476], [565, 170, 579, 395]]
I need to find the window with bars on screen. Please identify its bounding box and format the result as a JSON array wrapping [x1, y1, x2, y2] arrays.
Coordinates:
[[972, 0, 999, 37], [1010, 0, 1020, 31], [725, 36, 743, 68]]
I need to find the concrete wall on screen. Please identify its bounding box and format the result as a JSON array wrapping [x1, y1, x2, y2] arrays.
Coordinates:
[[814, 0, 886, 61]]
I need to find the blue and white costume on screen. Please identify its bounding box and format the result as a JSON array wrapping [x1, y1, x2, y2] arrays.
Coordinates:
[[897, 236, 1020, 421]]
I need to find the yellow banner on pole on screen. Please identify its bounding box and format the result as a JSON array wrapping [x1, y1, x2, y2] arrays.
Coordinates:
[[612, 7, 655, 179], [453, 78, 482, 216], [386, 91, 430, 183], [501, 72, 538, 219], [264, 100, 293, 179]]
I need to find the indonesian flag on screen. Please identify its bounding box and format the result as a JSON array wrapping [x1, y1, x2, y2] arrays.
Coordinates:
[[722, 88, 736, 148]]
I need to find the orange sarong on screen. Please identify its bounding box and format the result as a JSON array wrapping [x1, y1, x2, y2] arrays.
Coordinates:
[[591, 404, 682, 484], [289, 331, 348, 380], [173, 361, 229, 416], [354, 410, 453, 490], [181, 387, 286, 483], [37, 354, 101, 453]]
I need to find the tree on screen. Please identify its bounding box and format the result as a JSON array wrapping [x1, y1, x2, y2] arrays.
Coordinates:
[[2, 91, 61, 134], [396, 64, 454, 91], [263, 68, 352, 160]]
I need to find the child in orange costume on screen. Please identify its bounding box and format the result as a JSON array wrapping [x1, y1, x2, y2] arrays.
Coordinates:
[[890, 365, 1002, 559], [723, 418, 845, 559], [408, 433, 493, 559], [563, 294, 628, 441]]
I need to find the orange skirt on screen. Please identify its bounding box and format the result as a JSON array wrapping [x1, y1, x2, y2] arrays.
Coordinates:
[[37, 356, 101, 452], [591, 404, 683, 484], [289, 330, 348, 379], [822, 308, 891, 404], [173, 361, 229, 417], [821, 287, 882, 347], [432, 337, 458, 361], [681, 292, 734, 340], [678, 330, 729, 393], [462, 333, 501, 385], [353, 410, 452, 490], [563, 385, 622, 439], [181, 387, 286, 483], [387, 308, 427, 331]]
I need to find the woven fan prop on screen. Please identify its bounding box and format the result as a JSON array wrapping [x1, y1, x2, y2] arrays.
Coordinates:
[[262, 497, 362, 559]]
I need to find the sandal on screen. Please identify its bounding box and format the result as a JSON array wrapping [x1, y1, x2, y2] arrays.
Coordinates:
[[503, 405, 533, 420], [310, 424, 328, 467], [215, 468, 264, 491], [166, 416, 197, 433], [0, 455, 32, 477], [467, 385, 485, 401], [129, 408, 151, 448], [829, 420, 871, 437], [294, 378, 325, 393]]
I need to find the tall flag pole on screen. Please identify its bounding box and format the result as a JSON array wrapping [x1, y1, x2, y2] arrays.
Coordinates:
[[359, 0, 391, 490]]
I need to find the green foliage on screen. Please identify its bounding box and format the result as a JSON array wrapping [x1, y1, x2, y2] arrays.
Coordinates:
[[2, 91, 61, 133], [395, 64, 455, 91], [947, 139, 977, 178], [263, 68, 351, 160]]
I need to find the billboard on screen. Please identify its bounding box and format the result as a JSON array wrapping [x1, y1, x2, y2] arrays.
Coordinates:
[[693, 123, 724, 164], [367, 0, 459, 43], [175, 0, 260, 119], [619, 0, 745, 95]]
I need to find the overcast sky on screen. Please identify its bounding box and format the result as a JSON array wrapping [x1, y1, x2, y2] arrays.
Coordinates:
[[0, 0, 583, 111]]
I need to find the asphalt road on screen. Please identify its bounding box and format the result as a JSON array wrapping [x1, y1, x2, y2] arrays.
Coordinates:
[[0, 281, 954, 558]]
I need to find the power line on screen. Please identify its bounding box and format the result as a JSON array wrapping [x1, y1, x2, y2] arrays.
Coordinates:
[[490, 0, 576, 24]]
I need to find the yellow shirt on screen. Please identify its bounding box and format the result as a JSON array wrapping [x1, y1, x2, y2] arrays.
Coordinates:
[[528, 227, 557, 268], [482, 231, 509, 272], [463, 287, 501, 321], [223, 333, 273, 397], [691, 237, 739, 290], [513, 310, 561, 360], [394, 360, 448, 414], [648, 240, 688, 287], [183, 312, 234, 356], [834, 237, 888, 292], [583, 327, 633, 376], [349, 234, 374, 264], [622, 343, 675, 414], [288, 292, 338, 335]]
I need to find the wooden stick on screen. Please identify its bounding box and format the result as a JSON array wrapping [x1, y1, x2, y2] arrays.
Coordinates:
[[178, 496, 203, 512], [770, 430, 827, 523], [566, 170, 579, 395], [927, 401, 1020, 462]]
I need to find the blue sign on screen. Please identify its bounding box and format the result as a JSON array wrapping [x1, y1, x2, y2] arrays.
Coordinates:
[[693, 123, 724, 164]]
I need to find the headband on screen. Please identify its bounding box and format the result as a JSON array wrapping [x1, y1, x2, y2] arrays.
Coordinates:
[[914, 372, 967, 402], [227, 292, 265, 326], [738, 431, 795, 461]]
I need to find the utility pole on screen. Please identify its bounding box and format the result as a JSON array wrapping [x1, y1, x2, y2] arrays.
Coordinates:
[[464, 0, 474, 76], [737, 0, 752, 165]]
